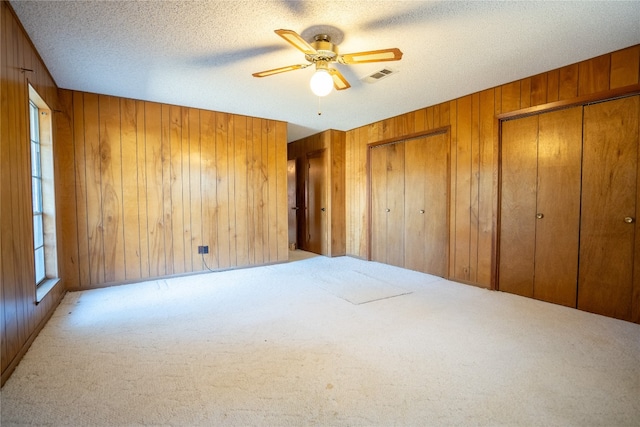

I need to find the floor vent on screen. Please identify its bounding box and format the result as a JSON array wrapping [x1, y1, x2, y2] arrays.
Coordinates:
[[362, 67, 398, 83]]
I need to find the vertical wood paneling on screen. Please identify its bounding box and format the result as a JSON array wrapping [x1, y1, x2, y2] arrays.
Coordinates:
[[100, 95, 125, 283], [200, 110, 218, 269], [121, 98, 141, 281], [188, 109, 202, 271], [267, 121, 278, 262], [261, 121, 270, 261], [276, 121, 288, 261], [136, 100, 150, 278], [58, 96, 286, 287], [161, 104, 173, 275], [558, 64, 579, 100], [530, 73, 548, 106], [216, 112, 231, 268], [579, 54, 611, 96], [469, 93, 481, 282], [477, 89, 496, 286], [84, 93, 104, 285], [547, 69, 560, 102], [234, 115, 249, 266], [169, 105, 185, 274], [73, 91, 90, 285], [501, 81, 521, 113], [611, 45, 640, 88], [226, 115, 237, 266], [454, 96, 472, 281], [56, 90, 80, 287], [2, 1, 65, 385], [145, 102, 165, 277], [181, 108, 193, 272], [520, 78, 532, 108]]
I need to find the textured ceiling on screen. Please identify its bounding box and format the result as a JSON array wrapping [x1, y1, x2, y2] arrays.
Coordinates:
[[10, 1, 640, 142]]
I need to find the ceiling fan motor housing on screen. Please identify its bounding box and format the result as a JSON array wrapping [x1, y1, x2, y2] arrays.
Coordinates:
[[306, 34, 338, 63]]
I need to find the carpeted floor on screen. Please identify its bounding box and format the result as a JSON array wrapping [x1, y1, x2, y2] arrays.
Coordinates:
[[1, 252, 639, 426]]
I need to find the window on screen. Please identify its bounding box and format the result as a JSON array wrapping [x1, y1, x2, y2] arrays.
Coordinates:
[[30, 100, 46, 285], [28, 85, 58, 300]]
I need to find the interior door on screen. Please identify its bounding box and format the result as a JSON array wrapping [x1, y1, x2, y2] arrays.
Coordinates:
[[579, 95, 640, 321], [404, 132, 449, 276], [306, 150, 327, 255], [287, 159, 297, 250], [370, 142, 405, 267]]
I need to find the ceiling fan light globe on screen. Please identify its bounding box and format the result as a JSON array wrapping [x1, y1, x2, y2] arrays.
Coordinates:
[[310, 69, 333, 97]]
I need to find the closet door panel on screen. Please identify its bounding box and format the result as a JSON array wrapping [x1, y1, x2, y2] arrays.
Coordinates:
[[499, 115, 538, 297], [386, 143, 405, 267], [534, 107, 582, 306], [579, 96, 639, 320], [370, 146, 387, 263], [404, 138, 428, 271], [422, 133, 449, 276]]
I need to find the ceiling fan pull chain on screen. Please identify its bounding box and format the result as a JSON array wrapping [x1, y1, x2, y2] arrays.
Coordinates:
[[318, 96, 322, 116]]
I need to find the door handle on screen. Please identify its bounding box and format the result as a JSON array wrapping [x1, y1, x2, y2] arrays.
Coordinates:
[[321, 207, 326, 212], [386, 208, 391, 212], [419, 209, 425, 214], [291, 207, 299, 210], [536, 213, 544, 219], [624, 216, 635, 224]]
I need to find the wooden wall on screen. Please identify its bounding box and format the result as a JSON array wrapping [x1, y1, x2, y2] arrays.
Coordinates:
[[346, 44, 640, 288], [57, 90, 289, 289], [1, 1, 66, 385], [2, 0, 288, 385]]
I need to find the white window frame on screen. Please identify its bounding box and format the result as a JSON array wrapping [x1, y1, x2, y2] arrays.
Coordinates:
[[28, 85, 59, 302]]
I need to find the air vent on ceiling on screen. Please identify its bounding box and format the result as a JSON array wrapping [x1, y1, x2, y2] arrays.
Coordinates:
[[362, 67, 398, 84]]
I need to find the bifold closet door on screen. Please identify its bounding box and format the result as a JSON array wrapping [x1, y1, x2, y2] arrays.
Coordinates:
[[579, 96, 640, 322], [370, 143, 405, 267], [404, 133, 449, 276], [499, 107, 582, 306]]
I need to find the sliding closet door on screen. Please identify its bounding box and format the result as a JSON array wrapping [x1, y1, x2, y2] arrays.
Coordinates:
[[370, 143, 405, 267], [579, 96, 640, 321], [499, 107, 582, 306], [404, 133, 449, 276]]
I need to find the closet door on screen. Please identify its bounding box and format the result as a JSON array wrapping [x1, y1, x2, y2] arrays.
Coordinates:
[[404, 133, 449, 276], [534, 107, 582, 306], [579, 96, 640, 321], [499, 107, 582, 306], [499, 115, 538, 297], [370, 143, 405, 267]]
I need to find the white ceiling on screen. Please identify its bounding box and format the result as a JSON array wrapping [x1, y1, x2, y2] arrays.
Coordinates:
[[10, 1, 640, 142]]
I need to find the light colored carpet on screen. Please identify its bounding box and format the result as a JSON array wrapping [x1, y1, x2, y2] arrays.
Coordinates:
[[2, 252, 639, 426]]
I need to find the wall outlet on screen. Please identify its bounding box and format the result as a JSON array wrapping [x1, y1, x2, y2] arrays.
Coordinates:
[[198, 245, 209, 254]]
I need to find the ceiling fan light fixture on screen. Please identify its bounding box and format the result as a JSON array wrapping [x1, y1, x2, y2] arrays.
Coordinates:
[[310, 68, 333, 97]]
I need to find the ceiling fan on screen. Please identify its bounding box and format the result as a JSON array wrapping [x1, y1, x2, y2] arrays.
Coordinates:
[[252, 29, 403, 96]]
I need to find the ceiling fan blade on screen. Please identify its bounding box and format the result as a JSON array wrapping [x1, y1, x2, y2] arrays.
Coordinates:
[[328, 68, 351, 90], [339, 48, 403, 64], [252, 64, 307, 77], [275, 29, 318, 55]]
